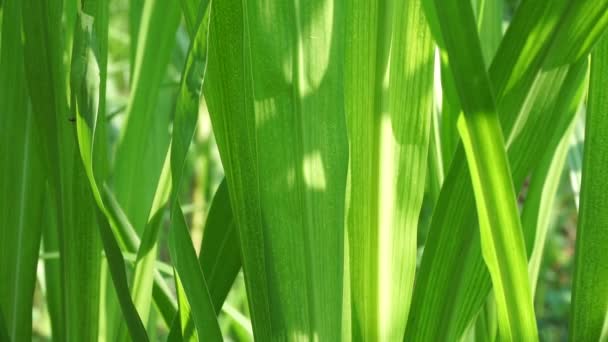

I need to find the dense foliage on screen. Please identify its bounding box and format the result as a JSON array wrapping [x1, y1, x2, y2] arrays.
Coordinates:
[[0, 0, 607, 341]]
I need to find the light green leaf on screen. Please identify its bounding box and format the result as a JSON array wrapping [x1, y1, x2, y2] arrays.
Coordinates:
[[344, 0, 434, 340], [433, 0, 537, 339]]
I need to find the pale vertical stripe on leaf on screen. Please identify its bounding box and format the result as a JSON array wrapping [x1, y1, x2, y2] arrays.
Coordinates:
[[344, 0, 434, 339]]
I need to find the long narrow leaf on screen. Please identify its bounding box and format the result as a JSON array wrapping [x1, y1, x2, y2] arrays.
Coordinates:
[[433, 0, 537, 339], [198, 179, 240, 312], [167, 1, 222, 340], [70, 1, 150, 340], [570, 33, 608, 341], [0, 1, 44, 339]]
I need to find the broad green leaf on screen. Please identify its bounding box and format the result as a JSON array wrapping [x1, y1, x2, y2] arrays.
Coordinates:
[[433, 0, 537, 339], [168, 1, 222, 340], [205, 0, 348, 339], [570, 33, 608, 341], [0, 1, 44, 339], [344, 0, 434, 340]]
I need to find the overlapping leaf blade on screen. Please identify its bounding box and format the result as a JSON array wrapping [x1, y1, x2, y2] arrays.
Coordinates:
[[406, 0, 608, 338], [167, 1, 222, 340], [432, 0, 537, 339], [70, 0, 151, 340]]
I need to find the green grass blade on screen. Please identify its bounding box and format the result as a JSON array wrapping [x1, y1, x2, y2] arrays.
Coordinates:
[[20, 1, 104, 340], [101, 186, 178, 327], [110, 0, 180, 336], [433, 0, 537, 339], [65, 152, 103, 342], [168, 1, 222, 340], [113, 0, 180, 234], [205, 0, 349, 338], [116, 153, 170, 342], [407, 57, 587, 341], [0, 1, 44, 339], [128, 0, 144, 76], [70, 1, 152, 340], [41, 188, 64, 341], [0, 309, 8, 342], [523, 119, 575, 296], [198, 179, 240, 312], [543, 1, 608, 68], [570, 33, 608, 341], [344, 0, 434, 339]]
